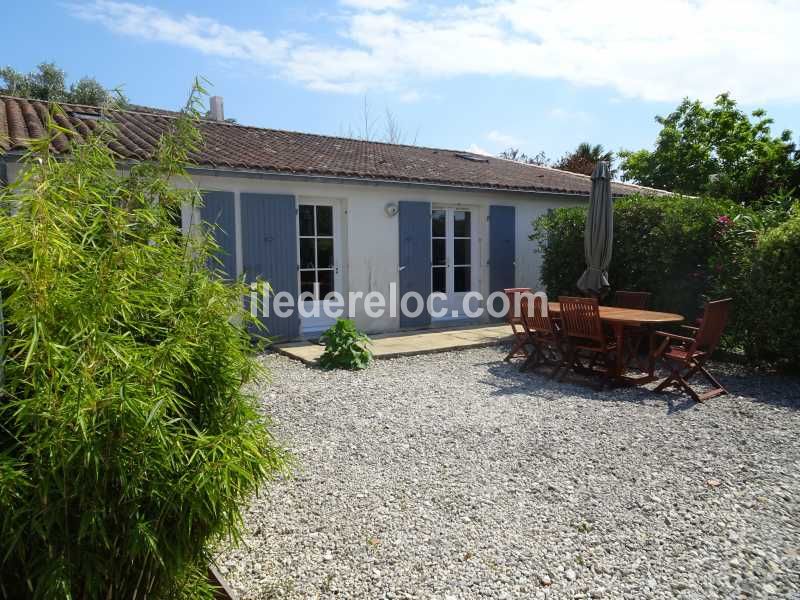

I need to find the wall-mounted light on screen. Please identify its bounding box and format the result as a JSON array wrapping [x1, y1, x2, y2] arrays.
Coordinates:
[[384, 202, 399, 217]]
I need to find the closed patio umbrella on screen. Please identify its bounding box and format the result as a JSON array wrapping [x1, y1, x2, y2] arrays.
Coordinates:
[[577, 161, 613, 296]]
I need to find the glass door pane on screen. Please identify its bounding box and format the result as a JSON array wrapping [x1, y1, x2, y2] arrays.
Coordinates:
[[299, 204, 336, 300], [432, 209, 448, 294], [452, 209, 472, 294]]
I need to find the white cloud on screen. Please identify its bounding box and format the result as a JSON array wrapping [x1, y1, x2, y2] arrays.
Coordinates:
[[69, 0, 800, 104], [487, 129, 523, 147], [339, 0, 409, 10], [68, 1, 289, 63], [466, 143, 492, 156]]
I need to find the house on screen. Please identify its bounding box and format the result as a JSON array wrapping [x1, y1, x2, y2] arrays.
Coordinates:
[[0, 95, 663, 340]]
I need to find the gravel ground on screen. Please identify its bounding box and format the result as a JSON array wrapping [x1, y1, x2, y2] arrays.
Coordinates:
[[218, 346, 800, 599]]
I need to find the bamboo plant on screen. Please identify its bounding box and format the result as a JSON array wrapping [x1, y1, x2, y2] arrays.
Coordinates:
[[0, 83, 287, 599]]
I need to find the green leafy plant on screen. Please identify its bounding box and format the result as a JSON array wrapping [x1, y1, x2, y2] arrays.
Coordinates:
[[532, 193, 742, 318], [0, 61, 125, 106], [0, 83, 286, 598], [532, 193, 800, 369], [319, 319, 373, 370], [619, 93, 800, 205], [735, 207, 800, 367]]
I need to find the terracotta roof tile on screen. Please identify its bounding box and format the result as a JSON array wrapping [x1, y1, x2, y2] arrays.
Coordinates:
[[0, 95, 669, 197]]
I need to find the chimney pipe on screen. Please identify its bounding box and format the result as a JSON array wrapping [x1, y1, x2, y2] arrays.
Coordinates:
[[209, 96, 224, 121]]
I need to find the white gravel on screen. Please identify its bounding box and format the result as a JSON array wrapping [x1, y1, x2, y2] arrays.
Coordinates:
[[218, 346, 800, 599]]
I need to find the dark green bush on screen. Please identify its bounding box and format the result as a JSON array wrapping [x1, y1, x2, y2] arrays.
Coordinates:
[[0, 90, 286, 598], [737, 208, 800, 366], [532, 193, 742, 319], [319, 319, 373, 370], [533, 193, 800, 368]]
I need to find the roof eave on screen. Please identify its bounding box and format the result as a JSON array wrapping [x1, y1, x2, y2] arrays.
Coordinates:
[[182, 163, 597, 198]]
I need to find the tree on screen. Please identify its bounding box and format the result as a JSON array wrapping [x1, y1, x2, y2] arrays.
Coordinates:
[[341, 96, 418, 144], [499, 147, 551, 166], [619, 93, 800, 203], [0, 62, 124, 106], [554, 142, 615, 177], [68, 76, 111, 106]]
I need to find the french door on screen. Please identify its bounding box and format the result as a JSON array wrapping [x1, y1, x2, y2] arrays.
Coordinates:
[[298, 201, 342, 335], [431, 208, 475, 318]]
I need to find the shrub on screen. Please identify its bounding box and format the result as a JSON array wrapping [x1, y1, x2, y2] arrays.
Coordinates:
[[319, 319, 373, 370], [0, 88, 286, 598], [532, 193, 742, 320], [739, 209, 800, 367], [532, 193, 800, 368]]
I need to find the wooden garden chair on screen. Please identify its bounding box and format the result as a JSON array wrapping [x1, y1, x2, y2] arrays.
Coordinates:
[[614, 290, 653, 371], [557, 296, 618, 389], [519, 294, 564, 378], [652, 298, 732, 402], [503, 287, 532, 362], [614, 290, 652, 310]]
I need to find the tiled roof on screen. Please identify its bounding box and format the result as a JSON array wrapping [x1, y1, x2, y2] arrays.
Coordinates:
[[0, 96, 667, 197]]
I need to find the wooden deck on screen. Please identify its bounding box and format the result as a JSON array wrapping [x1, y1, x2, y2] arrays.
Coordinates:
[[274, 324, 512, 365]]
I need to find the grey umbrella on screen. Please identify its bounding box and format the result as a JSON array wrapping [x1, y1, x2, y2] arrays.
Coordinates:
[[577, 161, 613, 296]]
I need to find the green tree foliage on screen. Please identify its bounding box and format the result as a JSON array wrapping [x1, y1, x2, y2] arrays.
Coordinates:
[[500, 143, 616, 177], [554, 142, 615, 177], [0, 62, 124, 106], [619, 94, 800, 204], [0, 86, 286, 598], [319, 319, 373, 370]]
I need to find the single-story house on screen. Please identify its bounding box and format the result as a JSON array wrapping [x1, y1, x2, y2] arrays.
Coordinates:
[[0, 95, 664, 339]]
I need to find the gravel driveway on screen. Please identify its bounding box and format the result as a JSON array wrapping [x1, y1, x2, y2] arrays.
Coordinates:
[[218, 346, 800, 599]]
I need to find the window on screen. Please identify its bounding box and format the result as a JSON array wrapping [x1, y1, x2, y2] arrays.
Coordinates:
[[298, 205, 335, 300], [431, 208, 473, 296]]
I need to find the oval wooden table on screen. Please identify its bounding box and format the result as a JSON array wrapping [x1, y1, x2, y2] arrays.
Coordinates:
[[547, 302, 685, 384]]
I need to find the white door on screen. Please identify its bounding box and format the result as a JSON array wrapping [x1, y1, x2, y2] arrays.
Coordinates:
[[298, 201, 342, 335], [431, 208, 476, 321]]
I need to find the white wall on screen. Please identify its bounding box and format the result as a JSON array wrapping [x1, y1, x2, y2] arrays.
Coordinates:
[[3, 162, 583, 335], [187, 173, 583, 334]]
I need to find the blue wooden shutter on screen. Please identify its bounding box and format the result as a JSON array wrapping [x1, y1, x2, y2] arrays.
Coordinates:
[[489, 205, 516, 314], [240, 193, 300, 341], [398, 201, 432, 329], [200, 191, 236, 280]]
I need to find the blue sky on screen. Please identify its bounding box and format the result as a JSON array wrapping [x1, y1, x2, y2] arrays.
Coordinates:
[[4, 0, 799, 161]]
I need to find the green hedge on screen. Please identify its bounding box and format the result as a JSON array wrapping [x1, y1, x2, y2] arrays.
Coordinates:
[[739, 211, 800, 365], [532, 194, 742, 319], [532, 194, 799, 368]]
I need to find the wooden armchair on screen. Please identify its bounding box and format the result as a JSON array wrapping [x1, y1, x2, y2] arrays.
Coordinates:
[[519, 294, 563, 377], [558, 296, 618, 389], [652, 298, 732, 402], [502, 288, 532, 362]]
